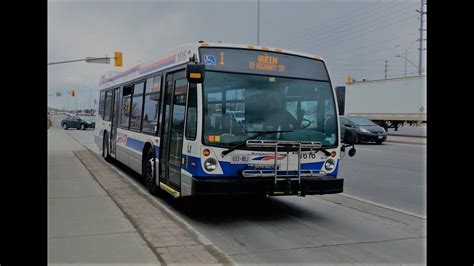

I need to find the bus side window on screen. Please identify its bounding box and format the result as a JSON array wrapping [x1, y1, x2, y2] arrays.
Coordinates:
[[99, 91, 106, 119], [142, 75, 161, 134], [120, 86, 132, 129], [104, 90, 113, 121], [130, 82, 145, 131], [185, 83, 197, 140]]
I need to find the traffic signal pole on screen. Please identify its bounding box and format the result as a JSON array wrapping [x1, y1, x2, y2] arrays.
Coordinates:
[[48, 52, 123, 66]]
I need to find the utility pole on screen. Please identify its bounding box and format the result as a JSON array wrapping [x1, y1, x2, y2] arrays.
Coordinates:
[[404, 49, 408, 77], [417, 0, 426, 75], [257, 0, 260, 45], [384, 60, 388, 79]]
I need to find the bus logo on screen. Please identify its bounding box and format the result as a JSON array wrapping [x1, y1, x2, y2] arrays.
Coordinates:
[[204, 55, 216, 65]]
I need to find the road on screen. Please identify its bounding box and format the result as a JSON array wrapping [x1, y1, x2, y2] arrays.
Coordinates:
[[387, 124, 426, 137], [340, 142, 426, 216], [49, 115, 426, 264]]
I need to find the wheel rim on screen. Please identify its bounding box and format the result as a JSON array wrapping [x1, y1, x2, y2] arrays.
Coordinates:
[[81, 124, 85, 130], [63, 124, 66, 129]]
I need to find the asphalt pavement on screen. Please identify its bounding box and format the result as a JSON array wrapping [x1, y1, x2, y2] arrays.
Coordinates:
[[340, 142, 426, 216], [386, 124, 426, 138]]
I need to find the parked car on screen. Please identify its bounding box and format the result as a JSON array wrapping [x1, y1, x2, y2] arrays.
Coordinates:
[[340, 116, 387, 144], [61, 115, 95, 130]]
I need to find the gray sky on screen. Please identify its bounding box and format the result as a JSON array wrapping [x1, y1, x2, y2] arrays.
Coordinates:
[[48, 0, 426, 110]]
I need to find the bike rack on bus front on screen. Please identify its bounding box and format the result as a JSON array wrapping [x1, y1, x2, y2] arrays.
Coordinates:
[[242, 140, 328, 188]]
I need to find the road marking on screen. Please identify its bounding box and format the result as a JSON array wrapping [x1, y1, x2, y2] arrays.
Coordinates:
[[340, 193, 426, 219]]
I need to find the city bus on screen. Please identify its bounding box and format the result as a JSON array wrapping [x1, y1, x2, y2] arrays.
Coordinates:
[[95, 42, 355, 198]]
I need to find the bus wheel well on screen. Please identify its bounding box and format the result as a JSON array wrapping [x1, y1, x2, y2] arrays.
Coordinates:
[[142, 143, 154, 167]]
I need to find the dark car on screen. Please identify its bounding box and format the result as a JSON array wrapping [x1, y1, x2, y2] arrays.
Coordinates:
[[61, 116, 95, 130], [340, 116, 387, 144]]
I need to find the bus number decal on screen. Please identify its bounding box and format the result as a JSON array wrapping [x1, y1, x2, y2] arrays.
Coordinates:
[[219, 52, 225, 65], [300, 153, 317, 160]]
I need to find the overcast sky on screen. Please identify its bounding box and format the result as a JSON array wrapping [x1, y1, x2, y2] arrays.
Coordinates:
[[48, 0, 426, 110]]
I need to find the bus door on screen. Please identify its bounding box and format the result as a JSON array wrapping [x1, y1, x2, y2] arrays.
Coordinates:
[[110, 87, 120, 156], [159, 70, 187, 191]]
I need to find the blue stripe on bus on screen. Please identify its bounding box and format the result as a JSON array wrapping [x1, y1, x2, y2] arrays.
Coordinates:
[[183, 156, 339, 178], [126, 137, 146, 152]]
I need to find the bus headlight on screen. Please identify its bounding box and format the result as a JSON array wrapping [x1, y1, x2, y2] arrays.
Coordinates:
[[324, 159, 336, 171], [204, 158, 218, 171]]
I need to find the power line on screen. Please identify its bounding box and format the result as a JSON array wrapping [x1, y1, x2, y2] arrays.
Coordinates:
[[309, 11, 417, 51], [305, 5, 415, 48], [319, 34, 419, 60], [268, 1, 386, 45], [270, 1, 403, 46], [315, 33, 419, 58]]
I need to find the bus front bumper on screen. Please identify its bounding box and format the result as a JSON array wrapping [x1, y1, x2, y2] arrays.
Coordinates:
[[191, 176, 343, 196]]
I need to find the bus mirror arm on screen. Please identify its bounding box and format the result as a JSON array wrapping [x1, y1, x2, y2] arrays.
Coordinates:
[[341, 144, 356, 157]]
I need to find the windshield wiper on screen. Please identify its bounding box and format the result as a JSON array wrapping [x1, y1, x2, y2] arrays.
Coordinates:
[[221, 130, 293, 156]]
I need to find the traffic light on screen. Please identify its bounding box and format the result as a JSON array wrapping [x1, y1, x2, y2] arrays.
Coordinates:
[[71, 89, 76, 97], [114, 51, 123, 67], [346, 75, 353, 84]]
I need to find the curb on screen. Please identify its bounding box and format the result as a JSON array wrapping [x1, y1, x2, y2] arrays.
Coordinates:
[[75, 150, 234, 265]]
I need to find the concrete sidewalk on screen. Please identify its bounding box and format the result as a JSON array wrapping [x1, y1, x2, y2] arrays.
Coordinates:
[[48, 127, 161, 265]]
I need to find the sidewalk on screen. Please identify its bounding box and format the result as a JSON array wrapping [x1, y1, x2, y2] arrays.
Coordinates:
[[48, 127, 161, 265]]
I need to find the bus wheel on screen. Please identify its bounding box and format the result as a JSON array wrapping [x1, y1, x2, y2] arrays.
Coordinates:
[[103, 134, 111, 162], [144, 148, 158, 195]]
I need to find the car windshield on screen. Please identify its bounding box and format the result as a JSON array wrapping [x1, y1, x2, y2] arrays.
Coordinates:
[[202, 71, 338, 147], [348, 117, 376, 126]]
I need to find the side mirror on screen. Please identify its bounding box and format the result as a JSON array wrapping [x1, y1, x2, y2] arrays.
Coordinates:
[[341, 143, 356, 157], [344, 123, 353, 128], [186, 62, 205, 84], [348, 147, 356, 157]]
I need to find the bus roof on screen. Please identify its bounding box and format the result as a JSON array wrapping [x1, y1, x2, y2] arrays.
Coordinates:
[[98, 42, 325, 90]]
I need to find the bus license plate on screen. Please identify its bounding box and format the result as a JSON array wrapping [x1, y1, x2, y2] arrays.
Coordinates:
[[231, 154, 250, 164]]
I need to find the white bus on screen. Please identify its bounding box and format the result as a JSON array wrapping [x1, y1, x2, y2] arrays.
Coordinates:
[[95, 42, 355, 198]]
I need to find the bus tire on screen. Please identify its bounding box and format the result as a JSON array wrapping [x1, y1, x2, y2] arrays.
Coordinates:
[[144, 148, 159, 195], [103, 134, 111, 162]]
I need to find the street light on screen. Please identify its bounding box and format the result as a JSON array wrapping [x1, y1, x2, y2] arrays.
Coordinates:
[[395, 41, 418, 77], [395, 54, 419, 77]]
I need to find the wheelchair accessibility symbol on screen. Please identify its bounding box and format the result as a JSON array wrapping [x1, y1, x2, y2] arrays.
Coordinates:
[[204, 55, 216, 65]]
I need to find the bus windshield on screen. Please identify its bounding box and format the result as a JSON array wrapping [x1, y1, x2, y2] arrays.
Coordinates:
[[202, 71, 338, 147]]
